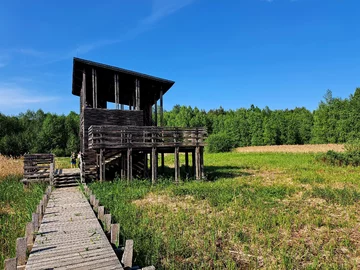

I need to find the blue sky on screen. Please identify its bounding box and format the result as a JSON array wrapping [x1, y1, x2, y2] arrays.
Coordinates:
[[0, 0, 359, 115]]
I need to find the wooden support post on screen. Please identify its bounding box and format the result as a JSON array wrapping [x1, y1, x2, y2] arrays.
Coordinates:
[[121, 239, 134, 269], [102, 151, 105, 181], [192, 150, 196, 178], [50, 163, 54, 185], [16, 237, 26, 266], [90, 195, 95, 206], [135, 79, 140, 110], [98, 206, 105, 222], [185, 151, 189, 179], [174, 147, 180, 183], [200, 147, 205, 179], [121, 154, 126, 179], [4, 258, 17, 270], [111, 223, 120, 247], [26, 222, 34, 248], [114, 74, 120, 109], [99, 149, 103, 182], [82, 69, 87, 110], [161, 153, 164, 174], [160, 89, 163, 126], [127, 148, 132, 182], [154, 98, 157, 126], [195, 146, 201, 180], [92, 68, 97, 108], [151, 148, 157, 184], [104, 214, 111, 232]]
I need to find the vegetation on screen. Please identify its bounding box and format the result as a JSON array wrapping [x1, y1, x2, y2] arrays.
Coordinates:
[[317, 139, 360, 166], [2, 88, 360, 155], [90, 152, 360, 269], [0, 176, 45, 269]]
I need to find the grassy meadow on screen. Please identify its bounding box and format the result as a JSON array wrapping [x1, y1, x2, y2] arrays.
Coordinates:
[[0, 155, 46, 269], [90, 151, 360, 269]]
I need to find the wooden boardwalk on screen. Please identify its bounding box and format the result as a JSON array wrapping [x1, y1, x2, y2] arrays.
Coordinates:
[[26, 187, 123, 270]]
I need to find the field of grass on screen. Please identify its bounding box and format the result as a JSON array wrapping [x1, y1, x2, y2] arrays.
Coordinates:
[[0, 155, 46, 269], [90, 152, 360, 269]]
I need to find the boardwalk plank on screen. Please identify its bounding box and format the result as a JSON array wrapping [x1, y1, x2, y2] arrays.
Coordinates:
[[26, 187, 123, 270]]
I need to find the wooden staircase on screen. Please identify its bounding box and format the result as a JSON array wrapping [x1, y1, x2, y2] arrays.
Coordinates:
[[54, 168, 81, 187]]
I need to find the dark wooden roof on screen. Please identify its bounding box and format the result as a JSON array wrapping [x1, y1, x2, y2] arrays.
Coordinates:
[[72, 57, 175, 105]]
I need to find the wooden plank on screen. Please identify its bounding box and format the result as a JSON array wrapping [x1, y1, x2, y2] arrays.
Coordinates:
[[174, 147, 180, 183], [121, 239, 133, 268], [127, 148, 132, 182], [151, 147, 157, 184], [26, 187, 123, 270]]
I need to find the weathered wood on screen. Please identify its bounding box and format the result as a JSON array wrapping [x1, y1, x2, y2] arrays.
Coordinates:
[[26, 187, 123, 269], [111, 223, 120, 247], [32, 213, 39, 232], [92, 68, 98, 108], [154, 99, 157, 126], [16, 237, 26, 266], [127, 148, 132, 182], [185, 151, 189, 178], [90, 194, 95, 206], [174, 147, 180, 183], [121, 239, 134, 268], [151, 147, 157, 184], [135, 78, 140, 110], [200, 146, 205, 179], [94, 199, 99, 212], [104, 214, 111, 232], [98, 206, 105, 222], [160, 89, 163, 127], [195, 146, 201, 180], [99, 149, 104, 181], [4, 258, 17, 270], [26, 222, 34, 248]]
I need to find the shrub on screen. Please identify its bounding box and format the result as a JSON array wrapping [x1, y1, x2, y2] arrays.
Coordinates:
[[206, 132, 234, 153]]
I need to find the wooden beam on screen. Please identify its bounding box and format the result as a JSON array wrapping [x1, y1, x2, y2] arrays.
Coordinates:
[[151, 147, 157, 184], [174, 147, 180, 183], [135, 79, 140, 110], [127, 148, 132, 182], [92, 68, 97, 108], [200, 147, 204, 179], [160, 89, 163, 126], [99, 149, 103, 181], [195, 146, 200, 180], [154, 98, 158, 126], [185, 151, 189, 179], [121, 239, 134, 268]]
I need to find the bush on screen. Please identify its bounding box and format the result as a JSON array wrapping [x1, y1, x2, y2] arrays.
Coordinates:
[[316, 149, 360, 167], [206, 132, 234, 153]]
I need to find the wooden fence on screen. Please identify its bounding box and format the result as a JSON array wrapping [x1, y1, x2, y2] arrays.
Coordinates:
[[22, 154, 55, 184], [88, 125, 206, 150]]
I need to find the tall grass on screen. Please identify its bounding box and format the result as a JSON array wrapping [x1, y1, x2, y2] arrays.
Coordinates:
[[91, 152, 360, 269], [0, 176, 45, 269]]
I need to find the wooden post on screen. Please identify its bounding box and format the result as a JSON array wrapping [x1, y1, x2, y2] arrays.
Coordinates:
[[94, 199, 99, 212], [161, 153, 164, 174], [135, 79, 140, 110], [192, 150, 196, 178], [185, 151, 189, 179], [121, 154, 126, 179], [82, 69, 87, 110], [32, 213, 39, 232], [111, 223, 120, 247], [26, 222, 34, 248], [99, 149, 103, 182], [98, 206, 105, 222], [102, 151, 105, 181], [127, 148, 132, 182], [200, 147, 205, 179], [195, 146, 201, 180], [90, 195, 95, 206], [50, 163, 54, 185], [92, 68, 97, 108], [151, 148, 157, 184], [154, 97, 157, 127], [16, 237, 26, 266], [4, 258, 17, 270], [121, 240, 134, 269], [160, 89, 163, 126], [174, 147, 180, 183], [104, 214, 111, 232]]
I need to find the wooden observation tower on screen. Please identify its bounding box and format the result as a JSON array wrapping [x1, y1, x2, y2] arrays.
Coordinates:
[[72, 58, 206, 183]]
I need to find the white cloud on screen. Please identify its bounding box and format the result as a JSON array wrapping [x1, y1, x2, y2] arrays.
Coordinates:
[[0, 83, 59, 108]]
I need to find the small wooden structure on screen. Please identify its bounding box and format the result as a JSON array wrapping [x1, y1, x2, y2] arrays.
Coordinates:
[[72, 58, 206, 183]]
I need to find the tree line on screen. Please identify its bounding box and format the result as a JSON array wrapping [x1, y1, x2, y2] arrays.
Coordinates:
[[1, 88, 359, 156]]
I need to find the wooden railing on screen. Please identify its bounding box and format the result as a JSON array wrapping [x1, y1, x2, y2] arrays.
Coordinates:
[[88, 125, 207, 149], [22, 154, 55, 184]]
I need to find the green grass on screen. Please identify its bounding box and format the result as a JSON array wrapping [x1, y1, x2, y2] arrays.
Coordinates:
[[90, 152, 360, 269], [0, 175, 46, 269], [55, 157, 80, 169]]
